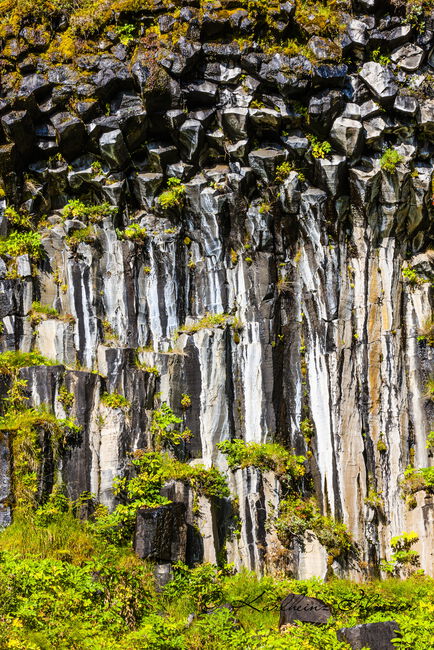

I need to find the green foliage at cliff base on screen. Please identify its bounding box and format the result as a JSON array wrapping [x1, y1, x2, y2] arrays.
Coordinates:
[[0, 507, 434, 649]]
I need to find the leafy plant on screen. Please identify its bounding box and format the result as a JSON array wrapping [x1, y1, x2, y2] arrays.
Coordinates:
[[402, 266, 425, 287], [381, 532, 420, 576], [116, 223, 148, 243], [4, 206, 32, 229], [150, 403, 191, 449], [65, 225, 96, 250], [217, 439, 306, 480], [0, 231, 43, 259], [0, 350, 54, 374], [380, 148, 404, 172], [157, 177, 186, 210], [307, 135, 332, 159], [62, 199, 117, 223], [274, 495, 353, 562], [100, 392, 130, 410]]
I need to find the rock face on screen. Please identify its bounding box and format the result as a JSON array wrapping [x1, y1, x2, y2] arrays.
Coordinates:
[[337, 621, 400, 650], [134, 503, 187, 562], [0, 0, 433, 580], [279, 594, 332, 627]]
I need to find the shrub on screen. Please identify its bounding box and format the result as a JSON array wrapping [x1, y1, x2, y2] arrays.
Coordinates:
[[381, 532, 420, 576], [307, 135, 332, 159], [0, 350, 54, 374], [28, 301, 75, 327], [401, 466, 434, 495], [217, 439, 306, 480], [94, 450, 229, 544], [0, 406, 81, 510], [4, 206, 32, 229], [65, 225, 96, 249], [157, 177, 186, 210], [62, 199, 117, 223], [402, 266, 425, 287], [100, 392, 130, 409], [116, 223, 148, 243], [274, 495, 353, 561], [0, 231, 43, 259], [176, 312, 239, 337], [150, 402, 191, 448], [380, 148, 404, 172]]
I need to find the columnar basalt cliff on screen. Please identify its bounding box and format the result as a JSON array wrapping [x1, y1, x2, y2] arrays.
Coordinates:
[[0, 0, 433, 580]]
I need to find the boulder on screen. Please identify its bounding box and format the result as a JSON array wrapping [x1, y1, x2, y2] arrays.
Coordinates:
[[221, 107, 248, 140], [132, 172, 164, 209], [391, 44, 425, 72], [248, 148, 287, 182], [179, 119, 205, 162], [369, 25, 412, 50], [330, 116, 364, 158], [249, 107, 281, 131], [279, 593, 332, 628], [359, 62, 398, 102], [51, 112, 86, 160], [308, 90, 344, 133], [99, 129, 130, 170], [394, 94, 418, 117], [134, 503, 187, 562], [337, 621, 400, 650], [315, 155, 346, 197], [308, 36, 342, 61], [185, 81, 218, 106]]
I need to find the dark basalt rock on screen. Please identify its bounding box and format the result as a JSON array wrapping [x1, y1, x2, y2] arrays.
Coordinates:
[[337, 621, 400, 650], [1, 110, 34, 156], [51, 112, 86, 160], [279, 594, 332, 627], [99, 129, 130, 170], [308, 89, 345, 134], [134, 503, 187, 562]]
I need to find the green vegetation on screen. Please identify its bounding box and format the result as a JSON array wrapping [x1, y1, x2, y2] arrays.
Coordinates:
[[427, 431, 434, 451], [0, 406, 81, 511], [94, 449, 229, 545], [417, 316, 434, 346], [307, 135, 332, 159], [380, 148, 404, 173], [0, 349, 54, 374], [150, 402, 191, 449], [0, 231, 43, 259], [274, 495, 353, 563], [28, 301, 75, 327], [401, 266, 426, 287], [401, 466, 434, 497], [62, 199, 117, 223], [157, 177, 186, 211], [2, 501, 432, 650], [116, 223, 148, 243], [425, 376, 434, 400], [65, 225, 96, 250], [275, 161, 304, 183], [176, 312, 242, 337], [381, 532, 421, 577], [217, 439, 306, 480], [58, 385, 75, 413], [3, 206, 32, 229], [372, 48, 391, 66], [100, 392, 130, 410], [181, 393, 191, 409]]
